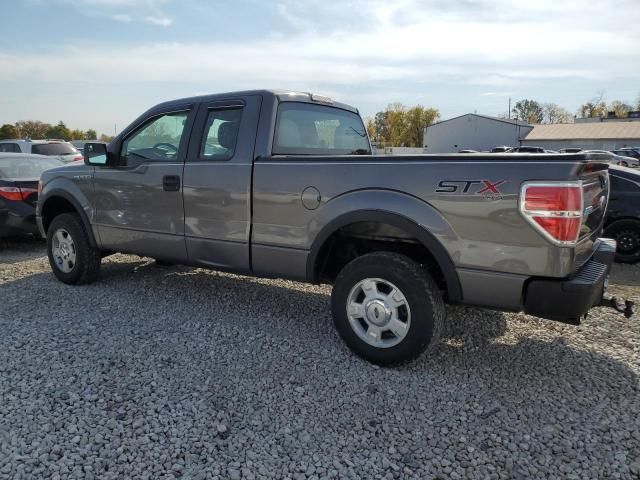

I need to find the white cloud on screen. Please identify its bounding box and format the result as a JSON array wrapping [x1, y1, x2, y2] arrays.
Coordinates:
[[111, 13, 132, 22], [144, 15, 172, 26]]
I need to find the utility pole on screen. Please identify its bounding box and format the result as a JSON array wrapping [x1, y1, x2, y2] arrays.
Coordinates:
[[508, 98, 511, 119]]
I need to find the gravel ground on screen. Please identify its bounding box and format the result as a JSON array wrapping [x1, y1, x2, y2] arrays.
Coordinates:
[[1, 238, 639, 480]]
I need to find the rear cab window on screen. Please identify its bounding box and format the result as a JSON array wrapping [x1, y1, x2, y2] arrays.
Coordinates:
[[273, 102, 371, 155], [31, 143, 78, 156], [0, 143, 20, 153]]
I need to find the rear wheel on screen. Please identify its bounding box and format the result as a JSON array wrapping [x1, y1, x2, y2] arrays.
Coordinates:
[[47, 213, 102, 284], [604, 219, 640, 263], [331, 252, 445, 365]]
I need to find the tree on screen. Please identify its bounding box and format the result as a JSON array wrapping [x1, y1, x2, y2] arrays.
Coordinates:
[[370, 103, 439, 147], [405, 105, 439, 147], [511, 99, 544, 124], [578, 101, 607, 118], [70, 129, 85, 140], [609, 100, 633, 118], [365, 118, 377, 143], [14, 120, 50, 139], [46, 121, 72, 141], [85, 129, 97, 140], [0, 124, 19, 140], [543, 103, 573, 124], [99, 134, 114, 143]]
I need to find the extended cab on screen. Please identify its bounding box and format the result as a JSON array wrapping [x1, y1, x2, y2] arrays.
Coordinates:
[[37, 90, 619, 364]]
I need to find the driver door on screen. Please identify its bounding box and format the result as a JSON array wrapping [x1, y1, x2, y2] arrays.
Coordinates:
[[93, 109, 194, 261]]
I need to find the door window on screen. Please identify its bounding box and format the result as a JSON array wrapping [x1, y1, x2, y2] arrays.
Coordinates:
[[121, 111, 189, 165], [199, 108, 243, 160]]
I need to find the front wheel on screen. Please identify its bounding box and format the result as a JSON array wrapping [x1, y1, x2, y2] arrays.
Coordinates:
[[331, 252, 445, 365], [604, 219, 640, 263], [47, 213, 102, 284]]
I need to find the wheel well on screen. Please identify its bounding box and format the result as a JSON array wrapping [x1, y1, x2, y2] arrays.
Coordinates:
[[41, 196, 79, 233], [313, 221, 449, 297], [604, 216, 640, 229]]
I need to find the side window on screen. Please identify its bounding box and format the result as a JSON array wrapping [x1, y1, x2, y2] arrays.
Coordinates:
[[0, 143, 19, 153], [121, 111, 189, 165], [199, 108, 242, 160], [273, 102, 370, 155]]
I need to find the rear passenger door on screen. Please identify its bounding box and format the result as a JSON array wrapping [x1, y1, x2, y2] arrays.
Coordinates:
[[182, 95, 262, 272]]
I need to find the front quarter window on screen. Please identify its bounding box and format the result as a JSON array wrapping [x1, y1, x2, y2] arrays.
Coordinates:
[[273, 102, 370, 155]]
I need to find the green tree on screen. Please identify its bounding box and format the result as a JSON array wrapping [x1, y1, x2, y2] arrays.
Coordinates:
[[511, 99, 544, 124], [0, 124, 19, 140], [45, 121, 72, 141], [99, 133, 114, 143], [85, 129, 97, 140], [543, 103, 573, 124], [14, 120, 50, 139], [70, 129, 85, 140], [405, 105, 439, 147]]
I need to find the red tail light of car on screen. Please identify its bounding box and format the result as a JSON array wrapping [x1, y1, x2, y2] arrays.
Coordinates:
[[0, 186, 39, 201], [520, 182, 583, 245]]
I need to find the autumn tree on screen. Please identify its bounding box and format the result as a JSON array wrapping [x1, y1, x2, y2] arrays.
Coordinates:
[[370, 103, 439, 147], [85, 129, 97, 140], [99, 134, 114, 143], [0, 124, 19, 140], [14, 120, 50, 139], [609, 100, 633, 118], [542, 103, 573, 124], [511, 99, 544, 124]]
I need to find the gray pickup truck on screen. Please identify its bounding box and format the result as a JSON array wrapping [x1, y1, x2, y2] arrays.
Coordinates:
[[37, 90, 621, 365]]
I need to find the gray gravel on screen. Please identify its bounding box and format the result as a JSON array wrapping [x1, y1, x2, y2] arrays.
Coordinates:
[[1, 238, 639, 479]]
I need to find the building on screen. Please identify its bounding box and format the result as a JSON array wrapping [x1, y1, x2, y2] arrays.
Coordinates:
[[575, 110, 640, 123], [423, 114, 532, 153], [521, 123, 640, 151]]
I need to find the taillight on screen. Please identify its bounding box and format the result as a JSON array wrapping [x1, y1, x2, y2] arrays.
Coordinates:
[[73, 155, 83, 162], [520, 182, 583, 245], [0, 186, 38, 201]]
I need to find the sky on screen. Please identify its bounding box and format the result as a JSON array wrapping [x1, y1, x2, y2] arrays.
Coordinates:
[[1, 0, 639, 136]]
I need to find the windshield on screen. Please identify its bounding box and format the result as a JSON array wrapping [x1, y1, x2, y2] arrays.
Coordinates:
[[0, 157, 63, 178], [31, 143, 78, 156], [273, 102, 371, 155]]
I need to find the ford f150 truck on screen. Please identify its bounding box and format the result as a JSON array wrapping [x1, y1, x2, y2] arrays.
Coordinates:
[[37, 90, 623, 365]]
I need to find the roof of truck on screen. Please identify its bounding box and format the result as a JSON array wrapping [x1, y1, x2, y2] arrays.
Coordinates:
[[153, 89, 359, 114]]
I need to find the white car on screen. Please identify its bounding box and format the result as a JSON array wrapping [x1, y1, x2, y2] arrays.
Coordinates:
[[584, 150, 639, 168], [0, 139, 83, 163]]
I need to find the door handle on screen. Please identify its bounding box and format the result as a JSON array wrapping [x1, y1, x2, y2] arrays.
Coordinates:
[[163, 175, 181, 192]]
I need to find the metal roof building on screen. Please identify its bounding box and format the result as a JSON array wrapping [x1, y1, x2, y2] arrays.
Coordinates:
[[522, 123, 640, 150], [423, 114, 532, 153]]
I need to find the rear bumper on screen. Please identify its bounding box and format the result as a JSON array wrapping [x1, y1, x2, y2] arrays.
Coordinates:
[[523, 238, 616, 324], [0, 211, 40, 237]]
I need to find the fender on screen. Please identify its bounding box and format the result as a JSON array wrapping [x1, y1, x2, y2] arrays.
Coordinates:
[[306, 201, 462, 303], [38, 188, 99, 248]]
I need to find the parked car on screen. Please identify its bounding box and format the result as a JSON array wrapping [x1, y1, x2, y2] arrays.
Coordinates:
[[490, 146, 513, 153], [458, 149, 478, 153], [584, 150, 639, 168], [560, 147, 583, 153], [612, 148, 640, 161], [511, 146, 558, 154], [604, 165, 640, 263], [0, 139, 83, 163], [36, 89, 622, 365], [0, 153, 64, 238]]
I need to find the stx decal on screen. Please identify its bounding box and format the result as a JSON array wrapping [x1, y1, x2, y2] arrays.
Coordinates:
[[436, 179, 507, 197]]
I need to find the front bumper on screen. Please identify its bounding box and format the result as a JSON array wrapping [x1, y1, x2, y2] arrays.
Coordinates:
[[523, 238, 616, 324], [0, 211, 40, 238]]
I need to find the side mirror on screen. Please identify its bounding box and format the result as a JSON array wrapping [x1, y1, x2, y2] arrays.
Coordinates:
[[84, 143, 109, 166]]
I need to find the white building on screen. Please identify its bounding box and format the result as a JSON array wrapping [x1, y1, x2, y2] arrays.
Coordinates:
[[423, 114, 532, 153], [522, 123, 640, 151]]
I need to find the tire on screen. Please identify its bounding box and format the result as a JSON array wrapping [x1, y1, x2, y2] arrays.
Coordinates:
[[47, 213, 102, 284], [331, 252, 445, 366], [604, 219, 640, 263], [619, 161, 629, 167]]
